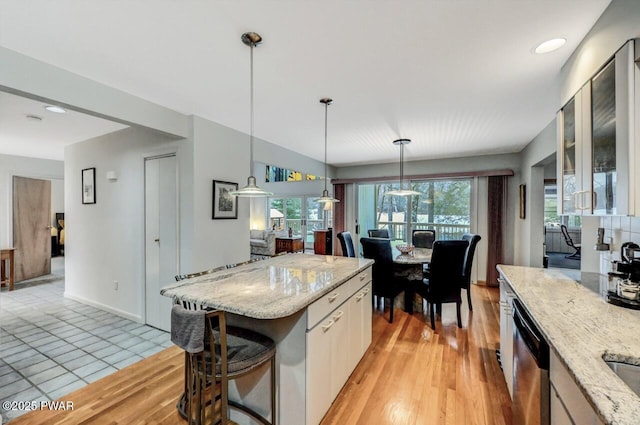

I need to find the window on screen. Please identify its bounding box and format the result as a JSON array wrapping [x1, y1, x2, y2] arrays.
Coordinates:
[[358, 178, 472, 245]]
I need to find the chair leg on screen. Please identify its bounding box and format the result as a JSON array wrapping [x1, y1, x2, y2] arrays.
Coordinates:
[[271, 356, 277, 425], [467, 287, 473, 311], [389, 298, 394, 323], [456, 302, 462, 328], [429, 303, 436, 330]]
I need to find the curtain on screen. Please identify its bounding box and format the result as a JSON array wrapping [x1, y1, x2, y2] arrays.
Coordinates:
[[486, 176, 507, 286], [333, 183, 346, 256]]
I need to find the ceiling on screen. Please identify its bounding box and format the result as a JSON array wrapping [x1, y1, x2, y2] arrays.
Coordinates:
[[0, 0, 612, 166]]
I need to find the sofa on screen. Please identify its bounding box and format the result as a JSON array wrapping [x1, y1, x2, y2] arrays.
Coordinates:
[[250, 230, 276, 256]]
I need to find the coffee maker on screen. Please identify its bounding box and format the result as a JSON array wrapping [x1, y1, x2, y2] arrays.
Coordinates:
[[616, 242, 640, 282]]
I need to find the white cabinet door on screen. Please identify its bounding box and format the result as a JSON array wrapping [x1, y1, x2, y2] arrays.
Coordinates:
[[306, 317, 333, 425], [330, 307, 350, 399], [499, 278, 514, 399], [347, 283, 373, 372], [550, 385, 573, 425]]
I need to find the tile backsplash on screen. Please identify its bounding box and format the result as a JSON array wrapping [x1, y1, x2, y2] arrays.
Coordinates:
[[599, 216, 640, 273]]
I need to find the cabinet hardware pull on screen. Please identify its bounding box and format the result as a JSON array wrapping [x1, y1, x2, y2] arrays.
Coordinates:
[[360, 274, 365, 281], [362, 288, 370, 294], [322, 320, 335, 331], [328, 293, 339, 302], [333, 311, 344, 321], [356, 293, 364, 301]]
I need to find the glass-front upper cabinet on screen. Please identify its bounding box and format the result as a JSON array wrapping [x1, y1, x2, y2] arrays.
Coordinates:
[[559, 97, 579, 215], [557, 39, 634, 216], [591, 60, 617, 214]]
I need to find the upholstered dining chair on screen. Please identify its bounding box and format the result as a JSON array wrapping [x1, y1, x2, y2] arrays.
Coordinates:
[[360, 237, 408, 323], [412, 240, 468, 330], [461, 233, 482, 311], [337, 231, 356, 257], [412, 229, 436, 248], [367, 229, 390, 238]]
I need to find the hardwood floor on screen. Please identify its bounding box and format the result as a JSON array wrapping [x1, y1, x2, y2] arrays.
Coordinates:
[[9, 285, 511, 425]]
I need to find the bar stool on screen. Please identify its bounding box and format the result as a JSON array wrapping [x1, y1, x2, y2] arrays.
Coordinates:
[[171, 304, 277, 425]]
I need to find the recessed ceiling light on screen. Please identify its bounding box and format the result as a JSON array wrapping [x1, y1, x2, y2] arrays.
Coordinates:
[[534, 38, 567, 54], [44, 105, 66, 113]]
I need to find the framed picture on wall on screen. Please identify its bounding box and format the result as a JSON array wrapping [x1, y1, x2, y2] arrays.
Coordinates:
[[519, 184, 526, 219], [82, 167, 96, 204], [212, 180, 238, 219]]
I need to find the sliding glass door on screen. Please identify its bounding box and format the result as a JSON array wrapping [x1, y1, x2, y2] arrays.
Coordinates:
[[269, 196, 329, 249]]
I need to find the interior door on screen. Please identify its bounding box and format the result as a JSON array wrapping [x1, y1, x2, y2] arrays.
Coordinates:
[[144, 154, 178, 331], [13, 176, 51, 282]]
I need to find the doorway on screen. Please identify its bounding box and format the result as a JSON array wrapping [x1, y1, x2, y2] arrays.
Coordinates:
[[12, 176, 51, 281], [268, 196, 329, 250], [144, 154, 178, 331]]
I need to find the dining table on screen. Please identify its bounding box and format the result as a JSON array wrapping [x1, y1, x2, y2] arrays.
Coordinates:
[[393, 247, 432, 314]]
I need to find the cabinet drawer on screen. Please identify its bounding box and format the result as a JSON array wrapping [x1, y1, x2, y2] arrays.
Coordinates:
[[307, 268, 370, 330]]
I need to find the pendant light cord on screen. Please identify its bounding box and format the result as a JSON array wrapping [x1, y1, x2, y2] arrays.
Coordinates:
[[399, 142, 404, 189], [324, 102, 328, 192], [249, 44, 254, 169]]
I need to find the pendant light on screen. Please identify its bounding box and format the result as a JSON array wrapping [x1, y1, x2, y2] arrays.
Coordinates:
[[230, 32, 273, 197], [316, 98, 340, 204], [387, 139, 421, 196]]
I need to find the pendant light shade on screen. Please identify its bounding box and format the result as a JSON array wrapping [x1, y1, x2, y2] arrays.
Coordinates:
[[230, 32, 273, 198], [387, 138, 421, 196], [316, 98, 340, 204]]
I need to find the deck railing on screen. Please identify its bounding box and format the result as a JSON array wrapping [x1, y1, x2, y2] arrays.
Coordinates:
[[374, 221, 470, 242]]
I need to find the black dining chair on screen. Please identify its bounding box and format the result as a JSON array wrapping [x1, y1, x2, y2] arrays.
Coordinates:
[[360, 237, 408, 323], [367, 229, 390, 238], [412, 240, 468, 330], [560, 224, 581, 259], [461, 233, 482, 311], [337, 231, 356, 257], [412, 229, 436, 248]]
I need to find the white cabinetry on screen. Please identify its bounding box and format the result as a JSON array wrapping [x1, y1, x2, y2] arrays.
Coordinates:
[[306, 271, 372, 425], [550, 349, 604, 425], [557, 39, 636, 216], [499, 276, 515, 399]]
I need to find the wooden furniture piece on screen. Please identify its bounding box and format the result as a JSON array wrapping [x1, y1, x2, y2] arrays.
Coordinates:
[[275, 237, 303, 254], [171, 305, 277, 425], [1, 248, 15, 291], [313, 229, 332, 254]]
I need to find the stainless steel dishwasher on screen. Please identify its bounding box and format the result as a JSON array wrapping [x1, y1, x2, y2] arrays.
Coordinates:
[[512, 298, 550, 425]]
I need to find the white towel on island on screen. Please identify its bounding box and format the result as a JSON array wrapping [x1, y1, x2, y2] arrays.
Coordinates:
[[170, 304, 205, 353]]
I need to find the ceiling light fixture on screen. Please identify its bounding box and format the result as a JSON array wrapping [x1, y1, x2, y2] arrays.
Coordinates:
[[387, 139, 421, 196], [316, 98, 339, 204], [230, 32, 273, 198], [44, 105, 66, 114], [534, 38, 566, 54]]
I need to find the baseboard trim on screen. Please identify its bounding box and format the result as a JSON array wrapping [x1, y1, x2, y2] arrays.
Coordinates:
[[63, 292, 143, 323]]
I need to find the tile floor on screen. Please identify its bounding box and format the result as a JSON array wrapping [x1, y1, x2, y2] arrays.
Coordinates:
[[0, 263, 171, 423]]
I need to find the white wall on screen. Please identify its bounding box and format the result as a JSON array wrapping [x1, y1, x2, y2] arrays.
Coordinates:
[[64, 127, 185, 321], [0, 154, 64, 247], [517, 121, 557, 267], [560, 0, 640, 106]]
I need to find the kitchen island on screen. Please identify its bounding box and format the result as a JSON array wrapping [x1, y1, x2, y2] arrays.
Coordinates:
[[497, 265, 640, 425], [161, 254, 374, 425]]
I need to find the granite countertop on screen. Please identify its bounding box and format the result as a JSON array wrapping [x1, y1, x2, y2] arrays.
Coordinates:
[[497, 265, 640, 425], [161, 254, 374, 319]]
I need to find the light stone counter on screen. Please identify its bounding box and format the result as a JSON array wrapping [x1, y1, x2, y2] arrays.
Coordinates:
[[161, 254, 374, 319], [497, 265, 640, 425]]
